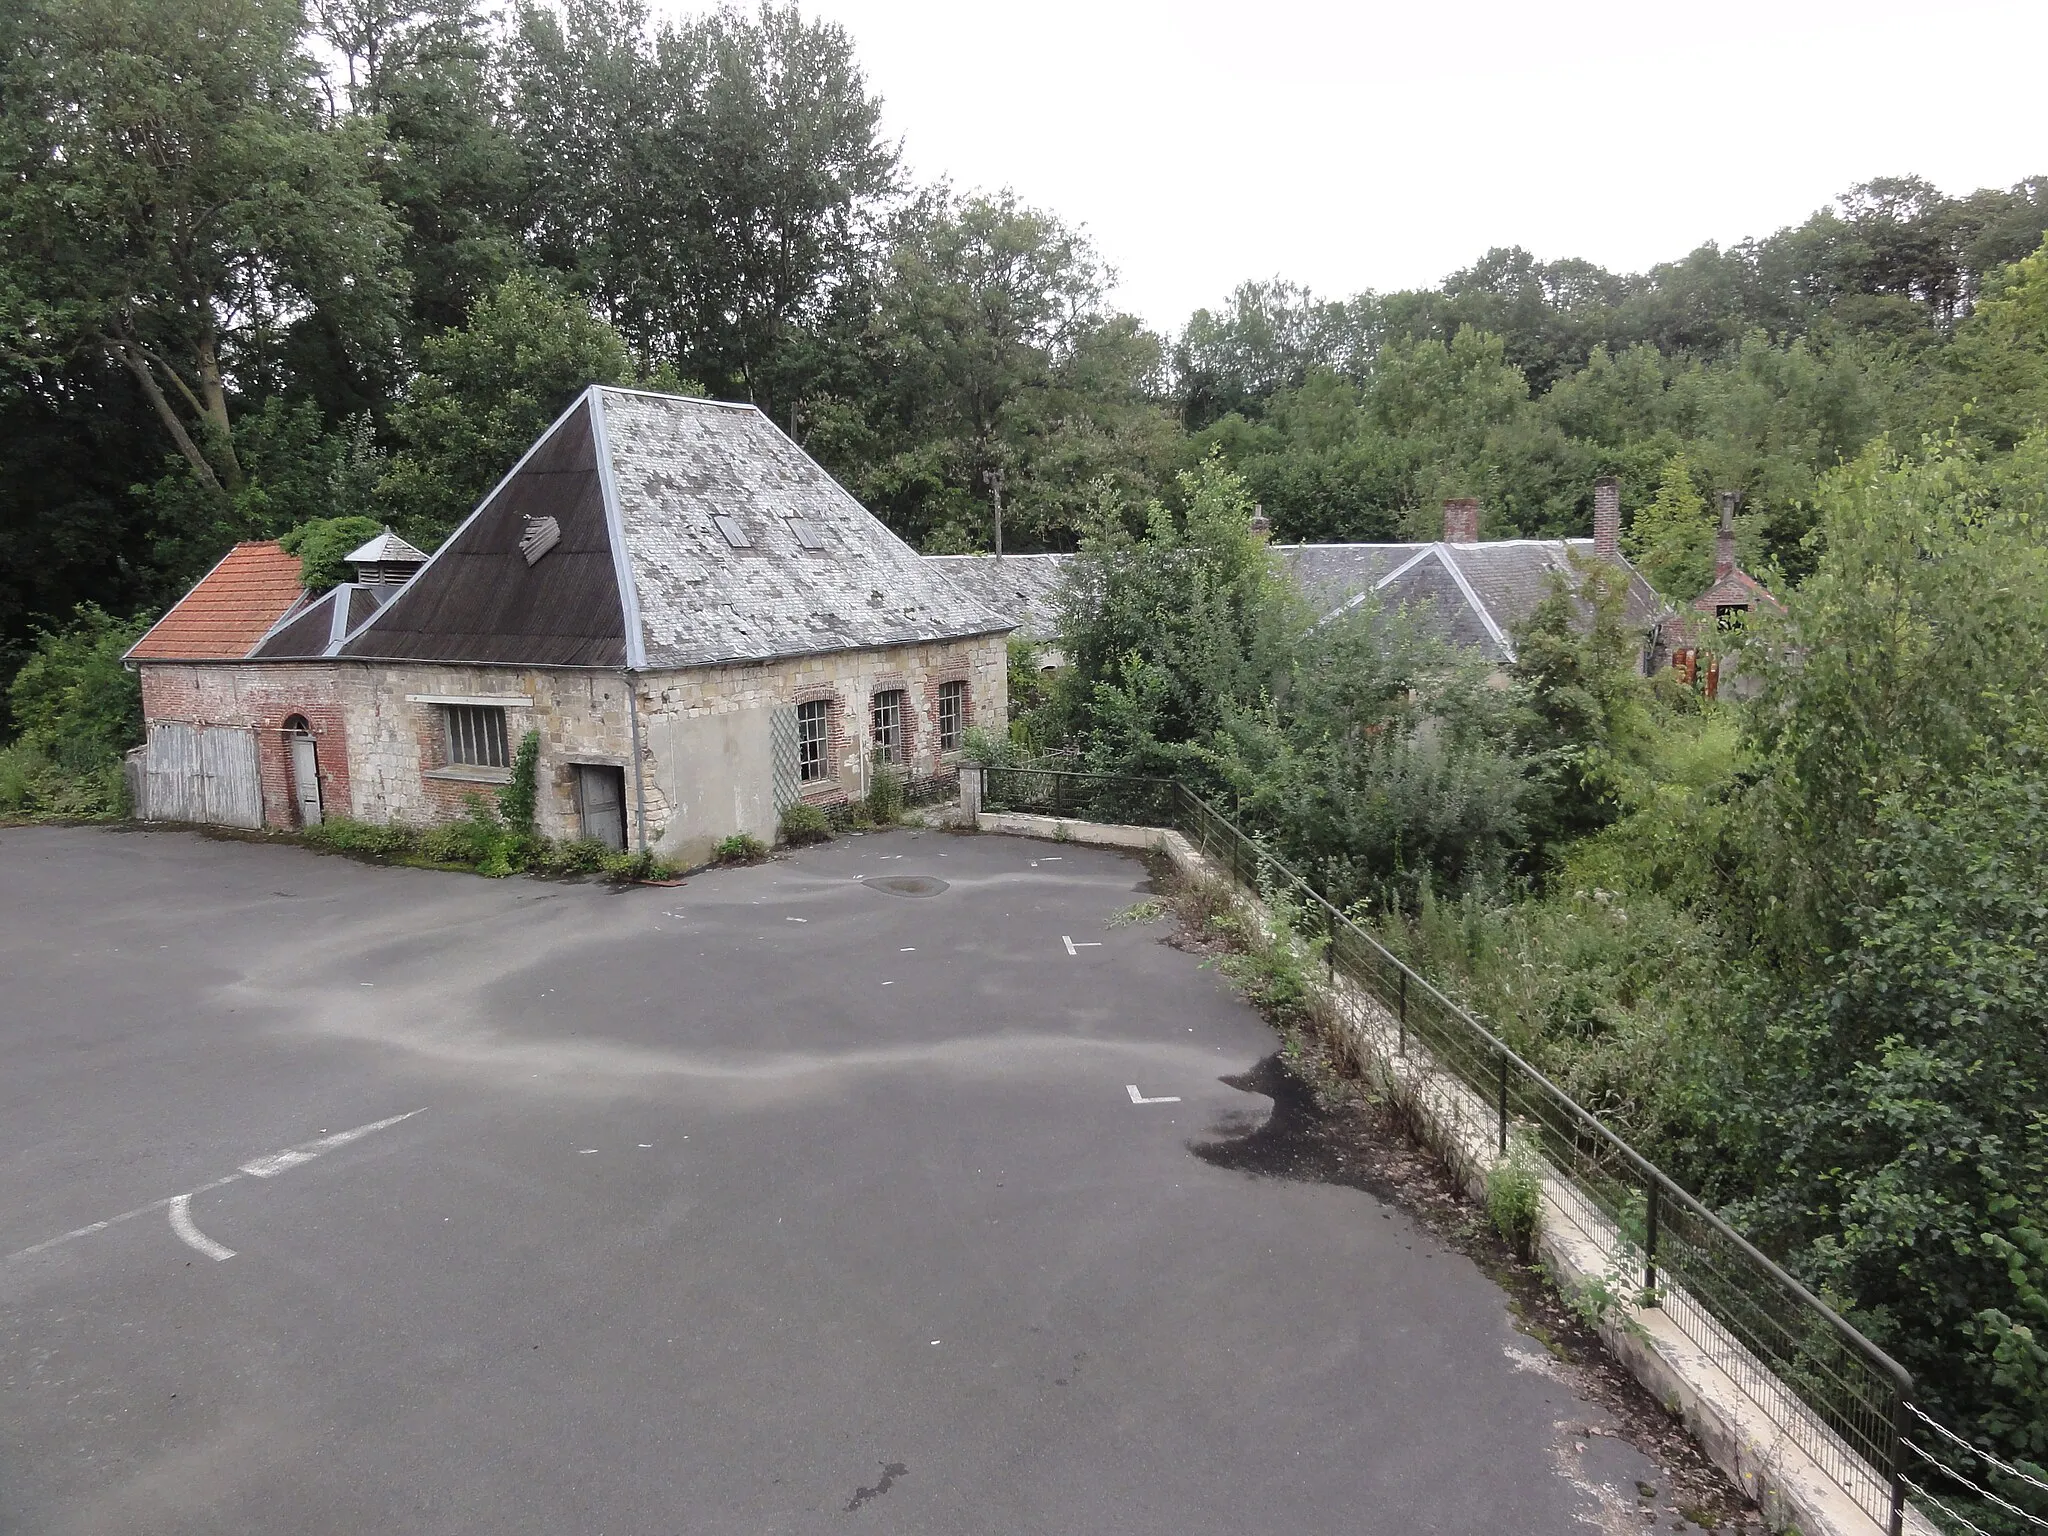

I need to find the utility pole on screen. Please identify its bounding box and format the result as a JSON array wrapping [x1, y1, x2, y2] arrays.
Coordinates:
[[983, 466, 1004, 558]]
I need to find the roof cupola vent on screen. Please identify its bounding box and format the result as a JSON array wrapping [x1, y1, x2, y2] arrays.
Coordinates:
[[343, 526, 430, 586]]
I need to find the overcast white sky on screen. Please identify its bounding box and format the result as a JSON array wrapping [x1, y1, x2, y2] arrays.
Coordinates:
[[660, 0, 2048, 330]]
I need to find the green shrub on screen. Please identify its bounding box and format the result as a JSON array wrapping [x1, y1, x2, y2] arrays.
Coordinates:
[[497, 731, 541, 837], [532, 836, 613, 876], [712, 831, 768, 865], [779, 802, 832, 846], [0, 741, 127, 819], [302, 816, 418, 858], [1487, 1138, 1544, 1261], [865, 758, 905, 823], [597, 847, 682, 883], [278, 515, 385, 594], [0, 742, 39, 813], [409, 794, 517, 872], [8, 605, 148, 770]]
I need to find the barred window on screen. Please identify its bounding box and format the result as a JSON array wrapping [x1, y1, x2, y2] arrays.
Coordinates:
[[797, 698, 831, 783], [936, 680, 966, 751], [870, 689, 904, 763], [444, 704, 508, 768]]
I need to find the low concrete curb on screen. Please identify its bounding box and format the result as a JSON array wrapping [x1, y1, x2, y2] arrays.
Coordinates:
[[973, 809, 1925, 1536]]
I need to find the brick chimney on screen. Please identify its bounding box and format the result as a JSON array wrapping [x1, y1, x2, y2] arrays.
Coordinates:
[[1249, 502, 1271, 542], [1592, 477, 1620, 561], [1441, 497, 1480, 544], [1716, 491, 1738, 580]]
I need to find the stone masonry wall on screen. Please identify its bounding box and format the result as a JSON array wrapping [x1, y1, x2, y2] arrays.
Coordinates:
[[139, 635, 1007, 850], [635, 634, 1007, 854], [343, 664, 635, 841]]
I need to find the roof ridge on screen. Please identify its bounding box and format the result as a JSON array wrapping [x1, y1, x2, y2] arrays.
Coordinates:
[[593, 383, 761, 412]]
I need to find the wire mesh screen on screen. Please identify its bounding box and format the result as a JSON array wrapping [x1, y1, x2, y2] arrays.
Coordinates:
[[981, 767, 1179, 827], [900, 766, 961, 809]]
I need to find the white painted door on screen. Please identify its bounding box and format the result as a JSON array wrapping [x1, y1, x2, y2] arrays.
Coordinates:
[[290, 731, 322, 826]]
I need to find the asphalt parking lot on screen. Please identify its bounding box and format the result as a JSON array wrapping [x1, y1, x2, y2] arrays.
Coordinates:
[[0, 823, 1663, 1535]]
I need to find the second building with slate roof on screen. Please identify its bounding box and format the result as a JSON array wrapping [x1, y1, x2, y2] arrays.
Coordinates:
[[130, 387, 1013, 861], [923, 480, 1672, 676]]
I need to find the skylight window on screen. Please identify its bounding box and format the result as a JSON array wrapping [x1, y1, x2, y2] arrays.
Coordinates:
[[787, 518, 825, 550], [712, 515, 751, 549]]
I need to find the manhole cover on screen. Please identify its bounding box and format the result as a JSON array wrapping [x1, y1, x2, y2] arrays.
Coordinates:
[[863, 875, 949, 897]]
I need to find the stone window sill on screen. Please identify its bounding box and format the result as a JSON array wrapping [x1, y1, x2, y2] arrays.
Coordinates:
[[425, 765, 512, 785]]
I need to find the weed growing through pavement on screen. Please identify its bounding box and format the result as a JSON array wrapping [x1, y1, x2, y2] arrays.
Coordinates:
[[1107, 898, 1167, 926], [711, 832, 769, 865], [1486, 1136, 1543, 1262]]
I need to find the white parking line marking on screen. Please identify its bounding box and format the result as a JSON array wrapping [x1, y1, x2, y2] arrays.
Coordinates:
[[167, 1194, 235, 1261], [1061, 936, 1103, 956], [6, 1111, 426, 1266], [1126, 1085, 1181, 1105], [240, 1110, 424, 1178]]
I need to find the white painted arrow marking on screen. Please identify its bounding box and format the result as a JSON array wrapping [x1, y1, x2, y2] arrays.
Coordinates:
[[1126, 1085, 1180, 1105], [167, 1194, 235, 1261], [1061, 935, 1103, 956]]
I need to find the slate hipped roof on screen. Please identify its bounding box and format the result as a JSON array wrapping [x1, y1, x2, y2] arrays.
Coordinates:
[[923, 554, 1071, 644], [125, 541, 308, 662], [1289, 539, 1667, 662], [249, 583, 391, 660], [340, 387, 1010, 668], [926, 539, 1667, 662]]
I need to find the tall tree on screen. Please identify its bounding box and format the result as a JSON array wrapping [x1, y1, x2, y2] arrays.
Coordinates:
[[0, 0, 406, 492], [839, 188, 1173, 550], [378, 271, 635, 540], [505, 0, 896, 411]]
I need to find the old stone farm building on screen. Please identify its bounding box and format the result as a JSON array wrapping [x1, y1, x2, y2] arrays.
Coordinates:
[[125, 388, 1011, 864]]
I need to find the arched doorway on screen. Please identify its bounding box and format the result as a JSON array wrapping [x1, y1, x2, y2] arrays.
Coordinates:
[[284, 715, 322, 826]]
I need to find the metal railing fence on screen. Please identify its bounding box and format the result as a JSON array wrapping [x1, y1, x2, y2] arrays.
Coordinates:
[[982, 765, 1930, 1535]]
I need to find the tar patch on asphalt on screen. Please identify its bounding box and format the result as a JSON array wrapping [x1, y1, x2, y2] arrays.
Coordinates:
[[861, 875, 949, 897], [1191, 1052, 1404, 1202]]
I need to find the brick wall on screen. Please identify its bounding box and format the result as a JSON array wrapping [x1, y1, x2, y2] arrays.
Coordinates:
[[139, 663, 352, 829]]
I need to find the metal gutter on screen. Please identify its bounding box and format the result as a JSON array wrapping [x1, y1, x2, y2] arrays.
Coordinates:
[[624, 669, 650, 854]]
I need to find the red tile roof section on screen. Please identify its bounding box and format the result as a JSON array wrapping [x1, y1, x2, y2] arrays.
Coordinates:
[[126, 542, 308, 661]]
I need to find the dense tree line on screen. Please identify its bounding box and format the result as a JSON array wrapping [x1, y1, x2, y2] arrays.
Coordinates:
[[6, 0, 2047, 707]]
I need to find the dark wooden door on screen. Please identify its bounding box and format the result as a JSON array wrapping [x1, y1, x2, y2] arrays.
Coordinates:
[[576, 764, 627, 850]]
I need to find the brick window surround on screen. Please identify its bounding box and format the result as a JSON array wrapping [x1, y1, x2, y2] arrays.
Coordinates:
[[870, 688, 907, 764], [445, 703, 510, 768], [796, 697, 831, 782], [936, 679, 967, 752]]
